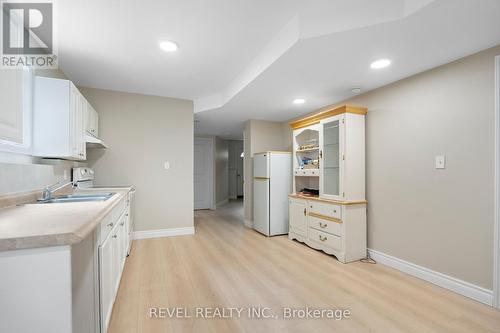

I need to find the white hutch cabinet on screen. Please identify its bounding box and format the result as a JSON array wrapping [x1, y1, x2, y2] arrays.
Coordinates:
[[288, 105, 367, 263]]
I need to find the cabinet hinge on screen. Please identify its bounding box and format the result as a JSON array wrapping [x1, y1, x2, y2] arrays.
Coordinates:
[[342, 155, 345, 160], [342, 118, 345, 124]]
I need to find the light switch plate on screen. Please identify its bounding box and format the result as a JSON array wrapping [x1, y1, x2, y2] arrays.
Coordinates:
[[435, 155, 446, 169]]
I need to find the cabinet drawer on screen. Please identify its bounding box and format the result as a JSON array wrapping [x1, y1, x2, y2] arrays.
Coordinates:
[[294, 169, 319, 177], [309, 201, 341, 219], [100, 197, 127, 242], [308, 214, 342, 236], [308, 228, 341, 251]]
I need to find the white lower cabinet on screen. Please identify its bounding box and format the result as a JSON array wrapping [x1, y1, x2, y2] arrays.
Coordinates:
[[289, 198, 308, 239], [98, 196, 131, 332], [99, 230, 114, 332], [288, 196, 366, 263]]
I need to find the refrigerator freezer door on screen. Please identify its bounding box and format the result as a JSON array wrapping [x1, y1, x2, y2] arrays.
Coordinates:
[[253, 178, 270, 236], [253, 153, 270, 178]]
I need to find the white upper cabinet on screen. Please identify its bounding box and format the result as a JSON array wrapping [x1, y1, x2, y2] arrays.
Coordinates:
[[290, 105, 367, 202], [0, 67, 33, 153], [86, 104, 99, 137], [33, 76, 98, 160], [0, 69, 23, 143]]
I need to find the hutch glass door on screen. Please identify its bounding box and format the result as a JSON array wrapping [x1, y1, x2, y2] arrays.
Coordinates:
[[321, 117, 341, 198]]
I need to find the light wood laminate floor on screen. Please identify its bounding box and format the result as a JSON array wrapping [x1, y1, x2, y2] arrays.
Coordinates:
[[109, 200, 500, 333]]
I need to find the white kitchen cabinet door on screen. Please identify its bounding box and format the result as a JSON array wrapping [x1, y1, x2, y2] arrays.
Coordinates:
[[85, 104, 99, 137], [0, 69, 23, 144], [33, 77, 88, 161], [99, 233, 114, 333], [73, 87, 86, 160], [117, 213, 127, 273], [289, 199, 307, 237]]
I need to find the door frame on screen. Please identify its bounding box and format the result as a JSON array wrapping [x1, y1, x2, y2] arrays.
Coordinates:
[[494, 55, 500, 308], [194, 136, 215, 210]]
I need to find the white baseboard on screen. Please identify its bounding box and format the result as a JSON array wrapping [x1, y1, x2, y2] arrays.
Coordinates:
[[216, 199, 229, 208], [244, 219, 253, 228], [368, 249, 493, 306], [133, 227, 195, 240]]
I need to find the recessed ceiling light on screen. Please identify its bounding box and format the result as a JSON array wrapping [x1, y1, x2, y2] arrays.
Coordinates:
[[351, 88, 361, 94], [370, 59, 391, 69], [293, 98, 306, 104], [159, 40, 179, 53]]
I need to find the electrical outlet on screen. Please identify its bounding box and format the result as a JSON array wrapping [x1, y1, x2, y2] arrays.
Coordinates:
[[435, 155, 446, 169]]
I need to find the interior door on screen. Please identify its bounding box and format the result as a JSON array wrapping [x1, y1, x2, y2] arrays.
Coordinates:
[[319, 116, 343, 199], [194, 137, 213, 210], [253, 178, 270, 235]]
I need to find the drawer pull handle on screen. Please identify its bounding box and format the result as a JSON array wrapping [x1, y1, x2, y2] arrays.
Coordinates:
[[319, 235, 327, 242], [107, 222, 114, 227], [319, 222, 327, 228], [303, 208, 306, 216]]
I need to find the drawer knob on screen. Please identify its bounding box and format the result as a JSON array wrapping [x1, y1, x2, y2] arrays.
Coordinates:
[[333, 210, 337, 213], [319, 235, 327, 242], [107, 222, 114, 227], [319, 222, 327, 228]]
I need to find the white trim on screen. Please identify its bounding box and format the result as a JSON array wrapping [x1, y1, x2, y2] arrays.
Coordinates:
[[216, 198, 229, 208], [494, 55, 500, 309], [132, 227, 195, 240], [368, 249, 493, 306]]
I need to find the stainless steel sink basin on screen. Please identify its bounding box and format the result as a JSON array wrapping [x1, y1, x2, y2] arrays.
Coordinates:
[[36, 192, 115, 204]]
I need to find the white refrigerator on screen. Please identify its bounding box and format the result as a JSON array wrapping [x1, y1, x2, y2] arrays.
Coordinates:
[[253, 152, 292, 236]]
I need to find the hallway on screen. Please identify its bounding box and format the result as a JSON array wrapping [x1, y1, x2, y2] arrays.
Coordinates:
[[108, 202, 500, 333]]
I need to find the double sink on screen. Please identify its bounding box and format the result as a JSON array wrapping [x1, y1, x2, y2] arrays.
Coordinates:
[[36, 192, 115, 204]]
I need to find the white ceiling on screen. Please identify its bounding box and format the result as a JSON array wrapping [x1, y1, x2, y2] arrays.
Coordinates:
[[58, 0, 500, 139]]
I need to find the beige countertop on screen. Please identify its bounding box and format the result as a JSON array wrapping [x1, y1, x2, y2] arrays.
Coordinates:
[[0, 187, 132, 252]]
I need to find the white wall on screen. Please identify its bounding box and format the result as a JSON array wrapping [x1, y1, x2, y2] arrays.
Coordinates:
[[82, 87, 194, 232]]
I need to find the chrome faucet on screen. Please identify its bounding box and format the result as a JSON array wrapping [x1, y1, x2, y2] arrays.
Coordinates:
[[41, 181, 75, 201]]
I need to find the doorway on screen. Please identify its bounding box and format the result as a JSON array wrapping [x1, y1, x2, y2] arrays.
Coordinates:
[[194, 137, 214, 210], [229, 140, 244, 199]]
